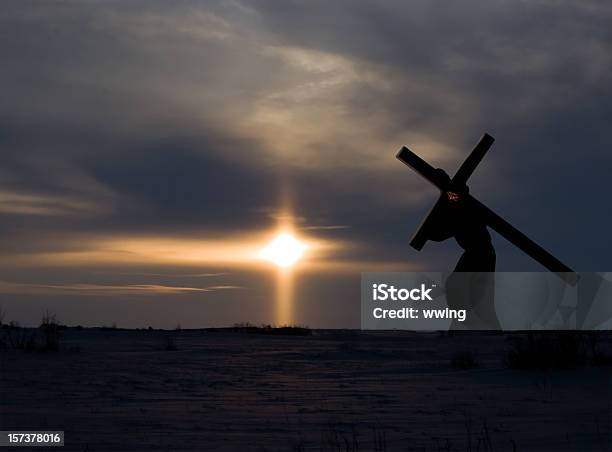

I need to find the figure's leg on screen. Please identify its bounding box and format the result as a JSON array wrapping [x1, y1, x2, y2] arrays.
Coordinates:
[[470, 271, 501, 329], [446, 271, 482, 329], [447, 249, 500, 330]]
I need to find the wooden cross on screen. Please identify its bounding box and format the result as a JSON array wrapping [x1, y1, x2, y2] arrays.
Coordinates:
[[396, 133, 579, 285]]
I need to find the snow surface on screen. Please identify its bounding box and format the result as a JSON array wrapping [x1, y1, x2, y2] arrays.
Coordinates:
[[1, 330, 610, 451]]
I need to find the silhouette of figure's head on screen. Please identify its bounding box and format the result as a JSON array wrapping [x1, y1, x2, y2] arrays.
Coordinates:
[[425, 171, 495, 272]]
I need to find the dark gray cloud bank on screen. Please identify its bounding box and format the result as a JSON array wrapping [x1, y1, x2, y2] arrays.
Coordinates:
[[0, 1, 611, 327]]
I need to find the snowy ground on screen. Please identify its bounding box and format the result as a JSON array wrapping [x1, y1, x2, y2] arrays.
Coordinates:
[[0, 329, 610, 451]]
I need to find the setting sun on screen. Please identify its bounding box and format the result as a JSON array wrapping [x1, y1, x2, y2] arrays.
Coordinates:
[[260, 233, 307, 268]]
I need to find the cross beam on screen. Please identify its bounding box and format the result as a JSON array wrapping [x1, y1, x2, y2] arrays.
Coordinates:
[[397, 134, 579, 286]]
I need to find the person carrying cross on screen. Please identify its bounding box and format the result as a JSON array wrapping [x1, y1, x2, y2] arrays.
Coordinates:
[[396, 133, 579, 329], [426, 168, 500, 329]]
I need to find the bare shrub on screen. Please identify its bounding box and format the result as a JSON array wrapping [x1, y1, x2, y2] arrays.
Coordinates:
[[40, 310, 62, 351], [232, 322, 311, 336], [505, 332, 587, 370], [5, 326, 38, 351]]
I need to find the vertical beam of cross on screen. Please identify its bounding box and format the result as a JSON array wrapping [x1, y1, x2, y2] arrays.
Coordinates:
[[452, 133, 495, 186]]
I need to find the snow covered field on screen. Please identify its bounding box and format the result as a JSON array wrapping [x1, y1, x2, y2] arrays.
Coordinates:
[[1, 329, 610, 451]]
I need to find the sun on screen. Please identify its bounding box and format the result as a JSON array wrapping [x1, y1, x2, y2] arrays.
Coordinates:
[[260, 233, 308, 268]]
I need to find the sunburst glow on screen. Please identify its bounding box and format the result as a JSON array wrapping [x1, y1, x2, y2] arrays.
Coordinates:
[[260, 233, 307, 268]]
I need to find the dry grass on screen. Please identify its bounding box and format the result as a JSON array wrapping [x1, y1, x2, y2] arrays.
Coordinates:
[[505, 332, 612, 370]]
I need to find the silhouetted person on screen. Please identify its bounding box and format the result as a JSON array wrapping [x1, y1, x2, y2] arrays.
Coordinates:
[[427, 169, 500, 329]]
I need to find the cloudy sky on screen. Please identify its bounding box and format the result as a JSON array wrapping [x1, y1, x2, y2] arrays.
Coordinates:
[[1, 1, 611, 328]]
